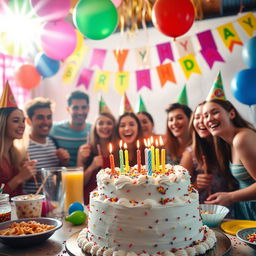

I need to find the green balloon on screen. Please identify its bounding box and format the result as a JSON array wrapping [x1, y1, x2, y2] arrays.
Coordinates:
[[73, 0, 118, 40], [9, 0, 33, 16], [65, 210, 87, 225]]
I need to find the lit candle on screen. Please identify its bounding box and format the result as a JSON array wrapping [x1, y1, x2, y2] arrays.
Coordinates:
[[144, 139, 148, 171], [136, 140, 141, 173], [150, 137, 155, 172], [155, 139, 160, 172], [159, 136, 165, 172], [119, 140, 124, 173], [147, 149, 152, 176], [124, 143, 129, 173], [109, 143, 115, 174]]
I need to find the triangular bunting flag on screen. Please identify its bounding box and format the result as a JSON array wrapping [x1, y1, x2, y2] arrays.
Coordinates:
[[136, 95, 147, 112], [177, 84, 188, 105], [0, 81, 18, 108], [206, 71, 226, 101], [119, 93, 133, 115], [99, 95, 111, 114]]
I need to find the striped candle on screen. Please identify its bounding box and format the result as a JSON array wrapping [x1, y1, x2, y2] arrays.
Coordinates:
[[147, 149, 152, 176], [119, 140, 124, 173]]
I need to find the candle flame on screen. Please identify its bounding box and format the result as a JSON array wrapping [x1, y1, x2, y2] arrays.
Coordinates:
[[156, 139, 159, 147], [159, 136, 163, 146], [124, 142, 127, 149], [119, 140, 123, 149], [147, 138, 151, 147], [150, 136, 154, 145], [137, 140, 140, 149], [109, 143, 113, 153], [144, 138, 147, 147]]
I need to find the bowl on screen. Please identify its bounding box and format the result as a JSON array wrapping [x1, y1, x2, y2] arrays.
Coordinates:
[[236, 227, 256, 250], [200, 204, 229, 227], [0, 217, 62, 247]]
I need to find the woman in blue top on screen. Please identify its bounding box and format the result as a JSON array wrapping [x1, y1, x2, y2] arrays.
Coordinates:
[[203, 99, 256, 220]]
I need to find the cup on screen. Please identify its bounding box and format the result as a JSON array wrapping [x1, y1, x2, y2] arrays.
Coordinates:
[[12, 194, 45, 219], [41, 167, 66, 217], [61, 167, 84, 211], [0, 194, 11, 223]]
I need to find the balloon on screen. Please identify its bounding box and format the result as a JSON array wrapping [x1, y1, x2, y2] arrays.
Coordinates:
[[231, 68, 256, 106], [68, 202, 84, 215], [65, 210, 87, 225], [73, 30, 84, 53], [40, 20, 77, 60], [35, 53, 60, 78], [73, 0, 118, 40], [9, 0, 32, 15], [152, 0, 195, 38], [15, 64, 41, 89], [242, 36, 256, 68], [31, 0, 70, 20], [112, 0, 122, 7]]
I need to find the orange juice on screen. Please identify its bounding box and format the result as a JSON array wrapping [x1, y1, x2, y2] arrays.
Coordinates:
[[62, 168, 84, 211]]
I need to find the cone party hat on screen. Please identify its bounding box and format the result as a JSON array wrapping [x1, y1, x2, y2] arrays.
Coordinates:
[[177, 84, 188, 105], [119, 93, 134, 115], [136, 95, 147, 112], [99, 95, 111, 114], [0, 81, 18, 108], [206, 71, 226, 101]]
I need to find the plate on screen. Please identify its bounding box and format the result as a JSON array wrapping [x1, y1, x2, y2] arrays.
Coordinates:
[[65, 229, 231, 256], [220, 220, 256, 236], [236, 227, 256, 250], [0, 217, 62, 247]]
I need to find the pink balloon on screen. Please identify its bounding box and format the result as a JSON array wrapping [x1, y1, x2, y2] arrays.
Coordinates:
[[40, 20, 77, 60], [31, 0, 71, 20], [112, 0, 122, 7]]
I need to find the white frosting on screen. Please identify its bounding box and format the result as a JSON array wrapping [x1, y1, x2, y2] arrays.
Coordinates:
[[78, 165, 216, 256]]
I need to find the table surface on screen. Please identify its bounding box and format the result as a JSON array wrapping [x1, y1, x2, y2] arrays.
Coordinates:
[[0, 217, 255, 256]]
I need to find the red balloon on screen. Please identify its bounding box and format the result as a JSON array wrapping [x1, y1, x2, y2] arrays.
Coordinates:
[[152, 0, 195, 38]]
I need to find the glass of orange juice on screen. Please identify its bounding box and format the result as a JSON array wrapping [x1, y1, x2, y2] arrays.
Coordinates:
[[61, 167, 84, 211]]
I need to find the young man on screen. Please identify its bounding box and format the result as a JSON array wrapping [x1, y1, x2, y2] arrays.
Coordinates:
[[50, 91, 92, 166], [24, 97, 70, 194]]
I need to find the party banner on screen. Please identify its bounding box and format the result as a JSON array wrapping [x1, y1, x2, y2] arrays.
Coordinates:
[[114, 71, 130, 94], [135, 47, 151, 68], [89, 48, 107, 69], [217, 23, 243, 52], [156, 42, 174, 64], [113, 49, 129, 71], [179, 54, 201, 79], [93, 71, 110, 92], [76, 68, 94, 90], [136, 69, 152, 91], [156, 63, 176, 87], [197, 30, 224, 69], [175, 36, 195, 58], [237, 12, 256, 37]]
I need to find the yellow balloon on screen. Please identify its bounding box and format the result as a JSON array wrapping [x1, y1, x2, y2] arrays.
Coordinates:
[[0, 32, 23, 56], [73, 30, 84, 54]]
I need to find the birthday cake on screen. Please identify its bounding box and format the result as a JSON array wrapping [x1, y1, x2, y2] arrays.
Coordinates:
[[77, 164, 216, 255]]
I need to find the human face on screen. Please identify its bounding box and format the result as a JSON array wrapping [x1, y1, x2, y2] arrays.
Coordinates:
[[167, 108, 190, 138], [203, 102, 233, 137], [137, 113, 153, 138], [67, 99, 89, 127], [118, 116, 139, 145], [96, 115, 114, 140], [30, 108, 52, 138], [193, 105, 210, 139], [6, 109, 25, 140]]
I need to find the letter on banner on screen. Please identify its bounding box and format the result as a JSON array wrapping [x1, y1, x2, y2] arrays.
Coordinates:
[[94, 71, 110, 92], [89, 49, 107, 69], [135, 47, 151, 68], [237, 12, 256, 37], [175, 36, 195, 58], [136, 69, 152, 91], [179, 54, 201, 79], [156, 63, 176, 87], [114, 72, 129, 95], [113, 49, 129, 71], [76, 68, 94, 90], [217, 23, 243, 52], [156, 42, 174, 64]]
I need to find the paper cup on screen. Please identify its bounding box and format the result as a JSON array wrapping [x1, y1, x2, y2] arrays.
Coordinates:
[[12, 194, 45, 219]]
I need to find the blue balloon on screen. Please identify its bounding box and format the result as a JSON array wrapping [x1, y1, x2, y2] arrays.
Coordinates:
[[242, 36, 256, 68], [68, 202, 84, 215], [231, 68, 256, 106], [35, 53, 60, 78]]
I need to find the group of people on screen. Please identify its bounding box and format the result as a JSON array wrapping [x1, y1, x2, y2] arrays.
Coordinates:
[[0, 85, 255, 220]]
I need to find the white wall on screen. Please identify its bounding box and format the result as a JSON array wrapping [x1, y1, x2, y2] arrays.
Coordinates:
[[33, 13, 255, 134]]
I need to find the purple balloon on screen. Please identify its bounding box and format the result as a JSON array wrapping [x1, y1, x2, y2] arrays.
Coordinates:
[[40, 20, 77, 60], [31, 0, 71, 20]]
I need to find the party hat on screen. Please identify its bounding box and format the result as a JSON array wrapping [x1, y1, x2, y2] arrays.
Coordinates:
[[0, 81, 18, 108], [99, 95, 111, 114], [119, 93, 134, 115], [177, 84, 188, 105], [206, 71, 226, 101], [136, 95, 147, 112]]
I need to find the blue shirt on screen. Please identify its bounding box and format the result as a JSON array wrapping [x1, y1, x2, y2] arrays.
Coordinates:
[[50, 120, 91, 166]]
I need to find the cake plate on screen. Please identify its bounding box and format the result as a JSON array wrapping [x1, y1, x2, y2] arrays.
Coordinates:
[[65, 229, 231, 256]]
